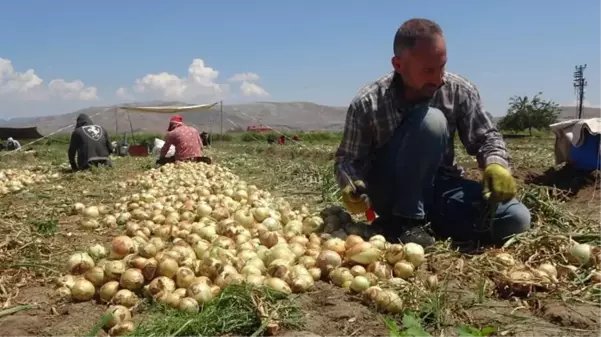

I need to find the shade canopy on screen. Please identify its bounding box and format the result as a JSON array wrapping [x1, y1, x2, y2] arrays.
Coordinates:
[[119, 103, 218, 114], [0, 126, 44, 140]]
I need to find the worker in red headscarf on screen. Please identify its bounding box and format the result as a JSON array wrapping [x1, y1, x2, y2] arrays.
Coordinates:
[[156, 116, 212, 166]]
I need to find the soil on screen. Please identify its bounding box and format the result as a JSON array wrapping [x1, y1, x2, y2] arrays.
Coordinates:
[[0, 166, 599, 337]]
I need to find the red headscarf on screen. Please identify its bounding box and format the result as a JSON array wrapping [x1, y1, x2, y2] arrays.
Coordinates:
[[167, 115, 183, 131]]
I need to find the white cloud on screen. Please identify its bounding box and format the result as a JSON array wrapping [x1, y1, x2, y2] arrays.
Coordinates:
[[116, 87, 134, 100], [228, 72, 260, 82], [240, 81, 269, 97], [118, 58, 269, 102], [0, 57, 98, 101]]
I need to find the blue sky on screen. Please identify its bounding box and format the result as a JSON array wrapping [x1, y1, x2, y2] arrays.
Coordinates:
[[0, 0, 599, 118]]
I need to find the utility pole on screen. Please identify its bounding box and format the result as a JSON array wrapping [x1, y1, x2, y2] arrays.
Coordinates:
[[220, 100, 224, 140], [573, 64, 587, 119]]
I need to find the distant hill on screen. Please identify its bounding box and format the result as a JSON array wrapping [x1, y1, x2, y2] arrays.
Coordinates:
[[0, 101, 348, 135], [1, 102, 597, 137]]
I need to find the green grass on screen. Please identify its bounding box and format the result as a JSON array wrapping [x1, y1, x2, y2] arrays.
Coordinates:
[[129, 284, 304, 337]]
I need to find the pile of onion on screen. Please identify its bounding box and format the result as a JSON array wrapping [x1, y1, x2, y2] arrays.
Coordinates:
[[59, 161, 437, 335], [0, 168, 58, 195]]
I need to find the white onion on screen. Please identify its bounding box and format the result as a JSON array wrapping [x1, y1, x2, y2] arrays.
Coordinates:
[[350, 275, 370, 293], [345, 242, 382, 265], [103, 305, 131, 329], [71, 279, 95, 301], [120, 268, 145, 290], [66, 252, 95, 275], [393, 260, 414, 279], [569, 243, 592, 266], [403, 243, 425, 267], [99, 281, 120, 303]]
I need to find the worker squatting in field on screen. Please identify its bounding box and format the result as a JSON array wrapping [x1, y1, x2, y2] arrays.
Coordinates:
[[156, 116, 212, 166], [335, 18, 531, 248], [68, 114, 113, 171]]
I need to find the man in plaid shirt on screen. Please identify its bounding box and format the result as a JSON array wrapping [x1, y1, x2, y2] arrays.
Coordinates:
[[335, 18, 531, 247]]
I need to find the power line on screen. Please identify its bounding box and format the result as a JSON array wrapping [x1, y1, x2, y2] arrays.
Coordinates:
[[573, 64, 587, 119]]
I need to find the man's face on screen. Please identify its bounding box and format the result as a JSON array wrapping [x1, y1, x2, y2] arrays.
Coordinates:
[[392, 34, 447, 99]]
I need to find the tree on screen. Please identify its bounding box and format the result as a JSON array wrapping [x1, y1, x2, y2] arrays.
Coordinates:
[[498, 93, 560, 135]]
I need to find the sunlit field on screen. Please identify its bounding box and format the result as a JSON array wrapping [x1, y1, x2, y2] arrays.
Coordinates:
[[0, 132, 599, 337]]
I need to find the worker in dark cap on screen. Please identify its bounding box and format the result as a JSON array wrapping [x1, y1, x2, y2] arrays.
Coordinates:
[[68, 114, 113, 171], [156, 116, 212, 166]]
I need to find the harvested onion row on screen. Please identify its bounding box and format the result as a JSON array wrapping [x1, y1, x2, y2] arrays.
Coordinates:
[[58, 161, 600, 335]]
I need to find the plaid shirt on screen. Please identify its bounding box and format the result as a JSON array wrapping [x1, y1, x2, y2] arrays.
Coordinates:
[[334, 71, 509, 188]]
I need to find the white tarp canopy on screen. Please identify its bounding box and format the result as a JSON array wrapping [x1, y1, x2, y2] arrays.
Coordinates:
[[119, 103, 218, 114]]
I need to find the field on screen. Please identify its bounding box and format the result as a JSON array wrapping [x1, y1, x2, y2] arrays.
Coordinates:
[[0, 132, 599, 337]]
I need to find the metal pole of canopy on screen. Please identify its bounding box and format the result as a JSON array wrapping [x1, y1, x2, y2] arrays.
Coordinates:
[[220, 100, 224, 141]]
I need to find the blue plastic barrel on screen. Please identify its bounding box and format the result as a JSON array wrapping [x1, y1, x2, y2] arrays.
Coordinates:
[[569, 133, 601, 170]]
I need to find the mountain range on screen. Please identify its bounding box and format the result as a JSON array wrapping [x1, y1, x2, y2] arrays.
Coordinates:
[[0, 101, 348, 136], [0, 101, 598, 136]]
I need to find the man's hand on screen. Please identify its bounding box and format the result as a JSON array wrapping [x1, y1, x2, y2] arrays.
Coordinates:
[[341, 180, 369, 215], [483, 163, 517, 202]]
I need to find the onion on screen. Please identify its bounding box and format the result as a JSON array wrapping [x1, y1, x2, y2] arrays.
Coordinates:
[[537, 263, 558, 281], [350, 265, 366, 276], [345, 242, 382, 265], [345, 235, 364, 249], [246, 274, 266, 286], [290, 274, 314, 293], [99, 281, 120, 302], [367, 261, 392, 279], [322, 238, 346, 255], [363, 286, 382, 303], [374, 289, 403, 313], [509, 270, 533, 282], [384, 244, 404, 265], [71, 279, 95, 301], [308, 267, 321, 281], [103, 305, 131, 329], [569, 243, 592, 266], [87, 244, 107, 260], [369, 235, 387, 250], [329, 267, 354, 287], [104, 260, 125, 280], [112, 289, 139, 307], [176, 267, 196, 288], [147, 276, 176, 296], [179, 297, 200, 312], [350, 275, 370, 293], [120, 268, 145, 290], [67, 252, 95, 275], [495, 253, 515, 267], [316, 250, 342, 274], [298, 256, 316, 269], [187, 281, 214, 305], [403, 243, 425, 267], [393, 261, 414, 279], [108, 321, 135, 336], [138, 243, 158, 258], [83, 206, 100, 218], [111, 236, 135, 259], [426, 275, 438, 290], [142, 258, 158, 281], [84, 266, 105, 286], [72, 202, 85, 214], [157, 257, 179, 278], [55, 286, 71, 300], [264, 277, 291, 294]]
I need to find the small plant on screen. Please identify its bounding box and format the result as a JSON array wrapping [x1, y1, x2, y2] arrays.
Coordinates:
[[384, 313, 496, 337]]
